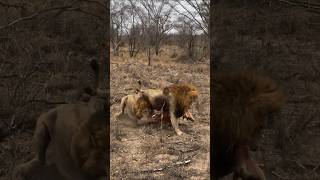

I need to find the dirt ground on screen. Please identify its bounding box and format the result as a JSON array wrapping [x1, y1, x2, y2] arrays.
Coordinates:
[[110, 47, 210, 179]]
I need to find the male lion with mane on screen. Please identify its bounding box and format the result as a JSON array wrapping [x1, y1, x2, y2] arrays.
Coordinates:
[[212, 72, 286, 180], [117, 83, 199, 135]]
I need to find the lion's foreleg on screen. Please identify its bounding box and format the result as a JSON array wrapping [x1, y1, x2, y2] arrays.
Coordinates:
[[168, 97, 183, 136], [13, 117, 50, 179], [233, 145, 266, 180], [183, 108, 195, 121]]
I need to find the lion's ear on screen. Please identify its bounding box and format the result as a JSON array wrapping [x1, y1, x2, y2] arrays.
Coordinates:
[[136, 90, 148, 100]]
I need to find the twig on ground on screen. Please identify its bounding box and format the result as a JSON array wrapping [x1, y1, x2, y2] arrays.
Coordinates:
[[119, 137, 142, 142], [110, 97, 120, 106], [134, 159, 192, 173], [168, 147, 199, 153], [131, 152, 198, 174], [160, 101, 166, 143], [163, 140, 184, 144]]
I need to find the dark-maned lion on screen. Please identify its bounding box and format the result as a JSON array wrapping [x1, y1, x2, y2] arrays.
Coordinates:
[[138, 83, 199, 135], [13, 59, 108, 180], [212, 72, 286, 180]]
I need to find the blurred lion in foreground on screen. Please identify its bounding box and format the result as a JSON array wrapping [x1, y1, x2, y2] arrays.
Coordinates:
[[13, 59, 108, 180], [212, 72, 286, 180]]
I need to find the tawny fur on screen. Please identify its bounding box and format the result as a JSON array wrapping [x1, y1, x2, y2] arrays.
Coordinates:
[[116, 91, 154, 125], [165, 84, 198, 121], [212, 72, 285, 180], [13, 60, 107, 180], [138, 84, 199, 135]]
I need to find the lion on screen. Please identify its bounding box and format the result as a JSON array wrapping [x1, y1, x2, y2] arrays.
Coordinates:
[[163, 83, 198, 122], [116, 90, 155, 125], [137, 83, 199, 135], [212, 72, 286, 180], [13, 59, 108, 180]]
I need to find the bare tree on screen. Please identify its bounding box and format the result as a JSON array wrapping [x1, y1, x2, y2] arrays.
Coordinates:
[[111, 1, 128, 56], [125, 6, 143, 57], [113, 0, 209, 64], [170, 0, 209, 36], [141, 0, 173, 56], [176, 16, 197, 59], [129, 0, 173, 61]]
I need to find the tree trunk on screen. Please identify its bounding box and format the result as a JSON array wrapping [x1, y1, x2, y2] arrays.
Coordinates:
[[148, 47, 151, 66]]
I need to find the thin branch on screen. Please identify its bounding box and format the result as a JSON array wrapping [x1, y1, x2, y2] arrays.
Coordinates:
[[0, 1, 26, 9], [278, 0, 320, 7], [0, 5, 77, 30], [81, 0, 107, 9], [186, 0, 208, 26], [41, 0, 78, 23], [278, 0, 320, 11], [307, 9, 320, 15], [306, 162, 320, 176], [70, 8, 106, 21], [170, 1, 208, 35], [159, 101, 166, 143]]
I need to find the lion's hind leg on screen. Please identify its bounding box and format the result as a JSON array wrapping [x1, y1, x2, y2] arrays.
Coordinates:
[[116, 96, 128, 120]]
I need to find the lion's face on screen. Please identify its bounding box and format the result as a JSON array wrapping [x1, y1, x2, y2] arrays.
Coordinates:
[[134, 93, 153, 119], [188, 91, 198, 106]]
